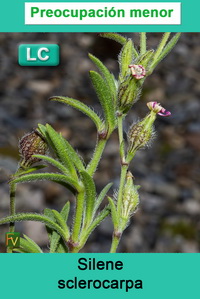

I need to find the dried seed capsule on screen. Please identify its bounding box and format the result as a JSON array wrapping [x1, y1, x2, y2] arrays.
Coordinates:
[[19, 130, 47, 167]]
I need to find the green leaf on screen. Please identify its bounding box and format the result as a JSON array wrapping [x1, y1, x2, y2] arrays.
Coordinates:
[[89, 70, 116, 134], [33, 154, 69, 174], [0, 213, 66, 240], [80, 170, 96, 226], [13, 165, 47, 177], [44, 208, 55, 242], [108, 197, 118, 229], [13, 236, 43, 253], [99, 33, 127, 46], [12, 172, 81, 193], [119, 39, 138, 80], [94, 182, 113, 212], [152, 32, 171, 63], [50, 96, 104, 132], [39, 124, 85, 172], [24, 234, 43, 252], [52, 210, 70, 239], [137, 50, 154, 68], [62, 139, 85, 172], [88, 53, 117, 106], [45, 203, 70, 253], [45, 124, 77, 178], [150, 33, 181, 72], [56, 240, 68, 253]]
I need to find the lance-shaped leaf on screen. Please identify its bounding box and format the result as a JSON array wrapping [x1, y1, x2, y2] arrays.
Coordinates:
[[108, 197, 118, 229], [33, 154, 69, 175], [13, 238, 43, 253], [89, 71, 116, 134], [88, 54, 117, 106], [45, 124, 77, 178], [44, 202, 70, 253], [13, 165, 47, 177], [12, 173, 81, 193], [99, 33, 127, 46], [13, 234, 43, 253], [80, 170, 96, 226], [0, 213, 66, 240], [56, 240, 68, 253], [119, 40, 136, 80], [44, 208, 55, 242], [150, 33, 181, 72], [51, 202, 70, 252], [39, 124, 85, 172], [52, 209, 70, 239], [50, 96, 104, 132], [94, 182, 113, 212], [137, 50, 154, 69]]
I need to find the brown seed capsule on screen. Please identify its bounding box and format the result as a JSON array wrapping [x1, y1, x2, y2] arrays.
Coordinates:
[[19, 130, 47, 167]]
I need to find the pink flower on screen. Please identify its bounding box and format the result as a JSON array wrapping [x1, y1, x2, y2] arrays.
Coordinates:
[[147, 101, 171, 117], [128, 64, 146, 79]]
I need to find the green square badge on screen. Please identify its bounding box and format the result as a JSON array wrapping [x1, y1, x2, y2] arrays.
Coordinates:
[[5, 232, 20, 248], [18, 44, 60, 66]]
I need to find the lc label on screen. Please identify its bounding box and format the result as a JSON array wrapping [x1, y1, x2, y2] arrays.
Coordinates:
[[18, 44, 60, 66]]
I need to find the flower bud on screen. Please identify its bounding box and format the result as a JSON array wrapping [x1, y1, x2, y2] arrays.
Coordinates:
[[128, 64, 146, 79], [122, 172, 139, 220], [19, 130, 47, 168]]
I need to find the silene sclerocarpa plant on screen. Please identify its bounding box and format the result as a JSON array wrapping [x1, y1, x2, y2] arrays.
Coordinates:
[[0, 33, 180, 253]]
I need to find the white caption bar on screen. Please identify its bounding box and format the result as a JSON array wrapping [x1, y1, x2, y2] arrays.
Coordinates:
[[25, 2, 181, 25]]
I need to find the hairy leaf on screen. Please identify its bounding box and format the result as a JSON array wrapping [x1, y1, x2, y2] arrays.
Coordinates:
[[45, 124, 77, 178], [89, 70, 116, 134], [12, 173, 80, 192], [108, 197, 118, 229], [33, 154, 69, 174], [99, 33, 127, 45], [89, 53, 117, 106], [94, 182, 113, 212], [80, 170, 96, 226], [50, 96, 104, 132]]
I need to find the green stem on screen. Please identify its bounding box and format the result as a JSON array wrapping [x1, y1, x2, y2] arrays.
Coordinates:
[[9, 183, 16, 233], [117, 114, 126, 163], [110, 233, 121, 253], [71, 207, 110, 253], [86, 138, 107, 176], [71, 191, 85, 243], [7, 183, 16, 253], [116, 165, 128, 217], [140, 32, 146, 55]]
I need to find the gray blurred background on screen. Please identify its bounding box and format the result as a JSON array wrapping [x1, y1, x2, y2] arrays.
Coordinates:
[[0, 33, 200, 253]]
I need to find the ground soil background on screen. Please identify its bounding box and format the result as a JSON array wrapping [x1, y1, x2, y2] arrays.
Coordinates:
[[0, 33, 200, 253]]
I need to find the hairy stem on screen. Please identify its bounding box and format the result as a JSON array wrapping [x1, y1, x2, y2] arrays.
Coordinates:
[[117, 115, 128, 217], [71, 190, 85, 243], [9, 183, 16, 233], [7, 183, 16, 253], [140, 32, 146, 55], [110, 233, 121, 253], [86, 138, 107, 176]]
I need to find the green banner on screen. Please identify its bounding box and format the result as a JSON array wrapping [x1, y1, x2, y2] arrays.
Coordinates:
[[0, 0, 199, 32]]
